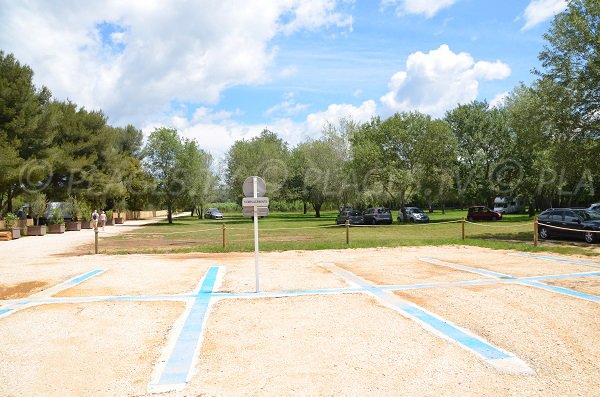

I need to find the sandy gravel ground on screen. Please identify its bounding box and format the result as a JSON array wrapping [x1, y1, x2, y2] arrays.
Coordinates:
[[0, 233, 599, 396]]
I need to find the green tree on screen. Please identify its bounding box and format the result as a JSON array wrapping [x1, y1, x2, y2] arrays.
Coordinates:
[[145, 127, 183, 224], [414, 119, 458, 213], [352, 112, 432, 217], [225, 129, 289, 201], [445, 101, 512, 207], [0, 51, 53, 212], [177, 139, 217, 218], [537, 0, 599, 140]]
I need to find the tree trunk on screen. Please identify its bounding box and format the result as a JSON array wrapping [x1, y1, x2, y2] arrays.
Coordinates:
[[190, 206, 195, 217], [7, 186, 14, 213], [314, 202, 322, 218], [442, 202, 446, 214], [199, 204, 204, 219], [167, 204, 173, 224], [303, 201, 307, 215], [528, 200, 535, 217]]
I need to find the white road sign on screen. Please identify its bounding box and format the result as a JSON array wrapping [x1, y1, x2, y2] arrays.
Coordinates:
[[243, 176, 266, 197], [242, 197, 270, 207], [243, 207, 269, 217]]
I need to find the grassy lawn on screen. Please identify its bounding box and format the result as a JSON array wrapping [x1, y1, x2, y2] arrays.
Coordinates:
[[101, 210, 599, 257]]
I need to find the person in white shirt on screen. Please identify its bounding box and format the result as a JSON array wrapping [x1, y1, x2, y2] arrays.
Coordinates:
[[91, 210, 99, 229]]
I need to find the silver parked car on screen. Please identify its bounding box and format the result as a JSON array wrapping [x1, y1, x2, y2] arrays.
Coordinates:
[[398, 207, 429, 223], [363, 207, 393, 225]]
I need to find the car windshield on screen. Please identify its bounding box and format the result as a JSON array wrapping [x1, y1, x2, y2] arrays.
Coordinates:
[[412, 208, 424, 214], [377, 208, 390, 214], [574, 210, 600, 221], [349, 211, 362, 216]]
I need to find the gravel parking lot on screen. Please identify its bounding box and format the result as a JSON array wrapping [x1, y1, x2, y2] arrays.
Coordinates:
[[0, 233, 598, 396]]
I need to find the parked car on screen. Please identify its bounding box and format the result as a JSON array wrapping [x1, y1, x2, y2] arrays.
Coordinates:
[[466, 206, 502, 221], [589, 203, 600, 213], [538, 208, 600, 243], [204, 208, 224, 220], [363, 207, 392, 225], [402, 207, 429, 223], [336, 209, 364, 225]]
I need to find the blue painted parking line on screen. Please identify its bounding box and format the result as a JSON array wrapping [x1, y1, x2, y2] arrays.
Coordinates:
[[519, 280, 600, 303], [513, 253, 600, 268], [64, 269, 105, 286], [522, 271, 600, 282], [0, 309, 12, 316], [326, 264, 533, 374], [149, 266, 220, 393], [420, 257, 515, 279]]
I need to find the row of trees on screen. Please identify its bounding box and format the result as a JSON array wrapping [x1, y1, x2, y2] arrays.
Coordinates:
[[224, 0, 599, 217], [2, 0, 597, 221], [0, 51, 217, 223]]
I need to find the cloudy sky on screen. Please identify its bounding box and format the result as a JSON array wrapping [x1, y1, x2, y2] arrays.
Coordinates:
[[0, 0, 567, 157]]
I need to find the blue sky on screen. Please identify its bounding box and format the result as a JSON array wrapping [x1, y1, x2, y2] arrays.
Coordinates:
[[0, 0, 567, 157]]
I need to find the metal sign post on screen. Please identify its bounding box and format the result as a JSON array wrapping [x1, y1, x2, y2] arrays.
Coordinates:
[[242, 176, 268, 293], [253, 176, 260, 293]]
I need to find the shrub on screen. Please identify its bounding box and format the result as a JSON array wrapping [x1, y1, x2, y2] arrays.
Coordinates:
[[49, 207, 64, 224], [4, 213, 17, 229]]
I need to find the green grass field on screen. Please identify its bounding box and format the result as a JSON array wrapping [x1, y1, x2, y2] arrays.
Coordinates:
[[103, 210, 599, 257]]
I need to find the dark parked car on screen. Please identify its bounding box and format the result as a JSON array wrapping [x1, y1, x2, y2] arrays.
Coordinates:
[[400, 207, 429, 223], [538, 208, 600, 243], [204, 208, 224, 220], [363, 207, 393, 225], [336, 209, 364, 225], [466, 206, 502, 221], [589, 203, 600, 213]]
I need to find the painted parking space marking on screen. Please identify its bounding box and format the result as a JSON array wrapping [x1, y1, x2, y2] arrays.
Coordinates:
[[324, 263, 534, 374], [518, 280, 600, 303], [148, 266, 221, 394], [512, 253, 600, 268], [522, 271, 600, 282], [420, 257, 515, 279], [0, 269, 105, 318]]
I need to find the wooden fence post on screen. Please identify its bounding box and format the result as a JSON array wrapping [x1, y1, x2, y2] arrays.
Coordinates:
[[94, 227, 99, 254], [345, 219, 350, 245], [534, 217, 538, 247]]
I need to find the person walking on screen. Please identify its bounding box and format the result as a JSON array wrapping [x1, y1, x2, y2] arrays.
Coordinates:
[[100, 211, 107, 231], [91, 210, 99, 229]]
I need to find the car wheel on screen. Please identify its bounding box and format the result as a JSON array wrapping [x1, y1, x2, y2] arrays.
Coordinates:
[[584, 231, 595, 244], [539, 227, 550, 240], [371, 219, 377, 225], [409, 218, 414, 223], [491, 216, 498, 221], [467, 216, 474, 222]]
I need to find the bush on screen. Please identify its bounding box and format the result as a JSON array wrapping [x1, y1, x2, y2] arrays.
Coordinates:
[[29, 193, 48, 225], [80, 202, 92, 221], [4, 212, 17, 229], [49, 207, 64, 225]]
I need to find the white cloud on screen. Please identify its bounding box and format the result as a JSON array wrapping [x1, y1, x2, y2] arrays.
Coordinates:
[[380, 44, 511, 117], [265, 92, 309, 117], [279, 0, 353, 34], [306, 100, 377, 133], [0, 0, 351, 126], [522, 0, 567, 30], [149, 100, 377, 159], [382, 0, 458, 18], [279, 65, 299, 78], [489, 91, 509, 108]]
